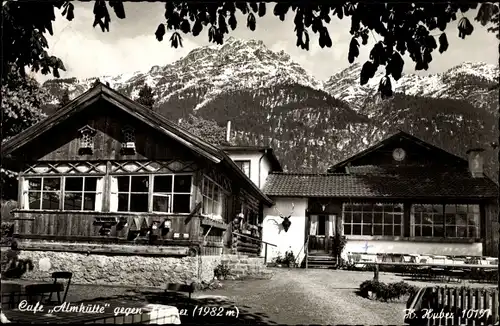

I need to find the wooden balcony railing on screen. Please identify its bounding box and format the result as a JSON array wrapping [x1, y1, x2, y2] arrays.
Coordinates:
[[11, 210, 202, 244]]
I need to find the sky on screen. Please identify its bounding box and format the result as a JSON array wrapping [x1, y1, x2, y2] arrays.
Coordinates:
[[35, 2, 499, 83]]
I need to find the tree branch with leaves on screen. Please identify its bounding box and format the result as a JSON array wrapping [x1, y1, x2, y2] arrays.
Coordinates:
[[3, 1, 499, 97]]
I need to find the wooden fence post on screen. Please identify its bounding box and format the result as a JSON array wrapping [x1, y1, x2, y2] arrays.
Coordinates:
[[264, 243, 267, 264], [373, 264, 379, 281]]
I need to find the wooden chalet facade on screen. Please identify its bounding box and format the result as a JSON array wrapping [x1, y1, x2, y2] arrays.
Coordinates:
[[2, 83, 272, 256]]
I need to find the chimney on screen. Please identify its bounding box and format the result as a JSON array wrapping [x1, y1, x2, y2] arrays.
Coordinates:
[[226, 121, 231, 143], [466, 148, 485, 178]]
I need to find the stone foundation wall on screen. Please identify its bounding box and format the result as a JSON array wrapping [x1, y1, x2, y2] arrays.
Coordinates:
[[1, 246, 272, 287], [10, 250, 215, 287], [220, 255, 272, 279]]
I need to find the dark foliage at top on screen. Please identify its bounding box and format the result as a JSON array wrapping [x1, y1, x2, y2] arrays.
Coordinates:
[[2, 1, 499, 97]]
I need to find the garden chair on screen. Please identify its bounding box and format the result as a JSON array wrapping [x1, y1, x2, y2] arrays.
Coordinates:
[[25, 283, 64, 305], [414, 258, 430, 280], [47, 271, 72, 304]]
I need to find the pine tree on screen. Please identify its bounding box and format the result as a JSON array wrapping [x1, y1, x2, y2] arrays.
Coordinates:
[[136, 84, 155, 109], [58, 89, 70, 108]]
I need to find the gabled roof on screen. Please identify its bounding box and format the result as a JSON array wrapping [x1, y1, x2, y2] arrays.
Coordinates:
[[327, 131, 468, 173], [2, 83, 273, 206], [219, 145, 283, 172], [263, 167, 498, 199]]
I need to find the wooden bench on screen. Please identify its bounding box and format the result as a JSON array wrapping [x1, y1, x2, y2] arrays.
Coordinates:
[[165, 283, 195, 299]]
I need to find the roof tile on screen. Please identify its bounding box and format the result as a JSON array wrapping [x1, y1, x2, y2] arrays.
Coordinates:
[[263, 166, 498, 198]]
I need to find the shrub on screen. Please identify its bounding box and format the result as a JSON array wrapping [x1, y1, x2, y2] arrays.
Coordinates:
[[274, 250, 296, 267], [359, 280, 418, 302], [0, 222, 14, 246], [331, 234, 347, 264], [214, 263, 231, 279]]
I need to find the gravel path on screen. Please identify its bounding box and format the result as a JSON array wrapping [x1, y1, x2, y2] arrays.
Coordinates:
[[204, 269, 496, 325], [205, 269, 408, 324], [7, 269, 495, 325]]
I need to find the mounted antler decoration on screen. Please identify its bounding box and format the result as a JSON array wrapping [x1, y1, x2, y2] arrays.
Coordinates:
[[274, 203, 294, 232]]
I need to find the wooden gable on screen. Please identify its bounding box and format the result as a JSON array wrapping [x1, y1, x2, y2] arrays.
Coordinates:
[[12, 99, 199, 163], [3, 84, 224, 167], [328, 132, 467, 172]]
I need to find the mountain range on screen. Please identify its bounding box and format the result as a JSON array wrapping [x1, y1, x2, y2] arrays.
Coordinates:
[[41, 37, 499, 180]]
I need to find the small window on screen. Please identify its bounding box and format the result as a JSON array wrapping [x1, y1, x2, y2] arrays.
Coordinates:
[[234, 160, 250, 177], [121, 125, 136, 154], [78, 125, 96, 155]]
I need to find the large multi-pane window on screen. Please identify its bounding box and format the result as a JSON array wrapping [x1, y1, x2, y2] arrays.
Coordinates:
[[411, 204, 480, 238], [22, 176, 103, 211], [112, 174, 192, 213], [22, 174, 192, 213], [202, 176, 227, 220], [342, 203, 403, 236]]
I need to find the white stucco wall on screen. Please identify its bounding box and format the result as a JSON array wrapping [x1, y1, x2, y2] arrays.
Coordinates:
[[261, 198, 307, 264], [345, 239, 483, 257], [225, 152, 273, 189], [260, 157, 272, 190]]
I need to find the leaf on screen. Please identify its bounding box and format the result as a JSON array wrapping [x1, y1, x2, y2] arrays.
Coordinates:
[[369, 41, 387, 65], [208, 26, 215, 42], [258, 2, 266, 17], [457, 17, 474, 39], [67, 3, 74, 21], [423, 50, 432, 66], [438, 33, 448, 53], [303, 30, 310, 51], [229, 14, 237, 30], [249, 3, 258, 13], [247, 13, 256, 31], [360, 61, 377, 85], [180, 19, 191, 34], [193, 20, 202, 36], [348, 37, 359, 63], [109, 1, 126, 19], [218, 14, 228, 34], [235, 3, 249, 14], [425, 35, 437, 50], [56, 58, 66, 71], [273, 3, 289, 21], [170, 33, 178, 48], [475, 3, 499, 26], [319, 28, 332, 48], [386, 51, 404, 81], [360, 32, 368, 45], [155, 24, 166, 41], [378, 76, 393, 99]]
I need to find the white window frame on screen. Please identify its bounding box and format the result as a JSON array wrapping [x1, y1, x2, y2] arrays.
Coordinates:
[[111, 173, 193, 214], [201, 176, 228, 220], [410, 203, 480, 239], [21, 175, 104, 212], [63, 176, 103, 211], [234, 160, 251, 178], [342, 202, 404, 237]]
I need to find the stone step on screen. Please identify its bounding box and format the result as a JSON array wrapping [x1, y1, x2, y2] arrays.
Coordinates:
[[307, 256, 335, 260], [306, 265, 336, 269]]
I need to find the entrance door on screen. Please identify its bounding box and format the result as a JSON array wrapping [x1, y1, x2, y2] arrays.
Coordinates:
[[308, 215, 336, 253]]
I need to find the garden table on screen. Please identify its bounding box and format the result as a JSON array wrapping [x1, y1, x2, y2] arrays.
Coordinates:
[[364, 261, 498, 282], [2, 298, 181, 324]]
